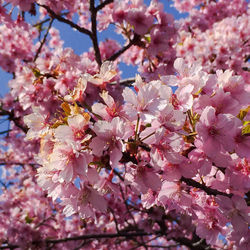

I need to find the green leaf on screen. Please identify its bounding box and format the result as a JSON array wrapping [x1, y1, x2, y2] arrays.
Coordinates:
[[242, 122, 250, 135], [32, 67, 41, 78], [25, 215, 34, 224], [237, 106, 250, 121], [144, 35, 151, 43]]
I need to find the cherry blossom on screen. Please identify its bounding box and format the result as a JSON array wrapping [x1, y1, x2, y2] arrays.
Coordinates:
[[0, 0, 249, 249]]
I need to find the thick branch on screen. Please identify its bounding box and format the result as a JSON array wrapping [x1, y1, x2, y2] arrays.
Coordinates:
[[90, 0, 102, 67], [38, 4, 92, 37], [46, 232, 154, 244], [181, 177, 233, 198], [0, 244, 18, 249], [1, 232, 154, 249]]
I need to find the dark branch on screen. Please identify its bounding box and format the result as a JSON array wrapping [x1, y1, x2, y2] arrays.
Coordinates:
[[0, 244, 18, 249], [0, 180, 7, 189], [32, 12, 69, 28], [46, 232, 154, 244], [90, 0, 102, 67], [113, 168, 125, 181], [38, 4, 92, 37], [107, 34, 141, 62], [0, 232, 154, 249], [0, 162, 40, 166], [110, 77, 135, 87], [0, 109, 28, 133], [95, 0, 114, 12], [173, 237, 216, 250], [34, 18, 54, 62], [181, 177, 233, 198]]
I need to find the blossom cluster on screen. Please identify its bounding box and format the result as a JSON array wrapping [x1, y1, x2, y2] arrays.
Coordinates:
[[0, 0, 249, 249], [23, 57, 250, 248], [177, 13, 250, 75], [0, 18, 37, 72]]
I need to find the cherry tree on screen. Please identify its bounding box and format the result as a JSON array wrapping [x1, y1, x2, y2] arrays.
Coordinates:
[[0, 0, 249, 249]]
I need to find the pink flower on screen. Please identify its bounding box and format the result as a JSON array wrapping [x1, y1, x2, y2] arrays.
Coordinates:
[[23, 106, 49, 140], [161, 57, 205, 93], [156, 105, 186, 131], [112, 1, 128, 23], [125, 164, 161, 194], [54, 113, 91, 145], [233, 128, 250, 158], [85, 61, 117, 87], [141, 189, 158, 209], [92, 91, 122, 121], [90, 117, 133, 167], [217, 69, 249, 105], [64, 77, 87, 103], [147, 28, 170, 56], [195, 89, 239, 115], [196, 106, 236, 158], [122, 78, 166, 123], [46, 142, 92, 183], [62, 183, 107, 218], [158, 180, 192, 211], [149, 127, 185, 168], [127, 9, 154, 35], [216, 195, 250, 234]]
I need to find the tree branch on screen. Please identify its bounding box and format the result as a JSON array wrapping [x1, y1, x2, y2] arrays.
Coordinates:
[[110, 77, 135, 86], [38, 4, 92, 37], [32, 12, 69, 28], [0, 109, 28, 133], [95, 0, 114, 12], [46, 232, 154, 244], [90, 0, 102, 67], [34, 18, 54, 62], [173, 237, 216, 250], [0, 244, 18, 249], [107, 34, 141, 62], [181, 177, 233, 198], [0, 162, 40, 166]]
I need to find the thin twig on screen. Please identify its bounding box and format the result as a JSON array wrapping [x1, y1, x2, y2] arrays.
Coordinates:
[[32, 12, 69, 28], [119, 185, 137, 226], [108, 207, 121, 233], [0, 180, 7, 189], [172, 237, 216, 250], [113, 168, 124, 181], [34, 18, 54, 62], [110, 77, 135, 86], [107, 34, 141, 62], [95, 0, 114, 12]]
